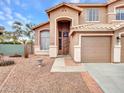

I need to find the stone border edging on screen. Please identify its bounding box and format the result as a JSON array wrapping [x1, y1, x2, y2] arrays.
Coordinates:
[[81, 72, 104, 93]]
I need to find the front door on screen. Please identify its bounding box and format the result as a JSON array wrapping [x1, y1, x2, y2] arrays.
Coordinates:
[[58, 21, 70, 55]]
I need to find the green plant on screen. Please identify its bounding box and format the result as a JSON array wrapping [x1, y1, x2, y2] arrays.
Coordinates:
[[0, 41, 21, 44], [10, 54, 22, 57], [0, 61, 15, 66]]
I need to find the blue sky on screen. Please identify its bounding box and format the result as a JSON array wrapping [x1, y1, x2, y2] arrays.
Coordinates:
[[0, 0, 106, 31]]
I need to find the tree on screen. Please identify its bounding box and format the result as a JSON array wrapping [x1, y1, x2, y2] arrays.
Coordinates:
[[22, 23, 34, 54], [12, 21, 34, 58], [0, 26, 5, 31], [12, 21, 23, 39], [0, 26, 5, 42]]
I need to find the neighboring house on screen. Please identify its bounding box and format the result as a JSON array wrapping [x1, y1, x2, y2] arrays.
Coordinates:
[[0, 27, 4, 35], [0, 30, 3, 35], [33, 0, 124, 63]]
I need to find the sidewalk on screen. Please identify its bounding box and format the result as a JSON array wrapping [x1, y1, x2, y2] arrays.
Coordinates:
[[51, 56, 86, 72]]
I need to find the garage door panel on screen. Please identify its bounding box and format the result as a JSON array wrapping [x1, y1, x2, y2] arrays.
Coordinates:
[[81, 36, 111, 63], [121, 37, 124, 62]]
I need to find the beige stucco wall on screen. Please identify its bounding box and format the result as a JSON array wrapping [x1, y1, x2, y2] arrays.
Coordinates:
[[72, 32, 114, 45], [34, 23, 50, 46], [33, 23, 50, 55], [79, 6, 107, 24], [49, 6, 80, 46], [70, 33, 78, 58], [107, 0, 124, 23]]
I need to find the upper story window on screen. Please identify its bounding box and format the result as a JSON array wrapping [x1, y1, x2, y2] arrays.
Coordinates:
[[86, 8, 99, 21], [116, 8, 124, 20]]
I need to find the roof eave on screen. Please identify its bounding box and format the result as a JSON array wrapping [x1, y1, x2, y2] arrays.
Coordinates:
[[73, 3, 107, 7], [32, 21, 49, 30], [70, 30, 114, 35], [46, 2, 82, 15]]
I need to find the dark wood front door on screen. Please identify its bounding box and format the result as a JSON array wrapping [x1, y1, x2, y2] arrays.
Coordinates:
[[58, 21, 70, 55]]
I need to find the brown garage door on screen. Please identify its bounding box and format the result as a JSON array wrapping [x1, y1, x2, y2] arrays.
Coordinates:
[[81, 36, 111, 63], [121, 36, 124, 63]]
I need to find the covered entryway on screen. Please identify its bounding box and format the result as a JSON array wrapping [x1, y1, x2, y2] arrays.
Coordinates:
[[81, 36, 111, 63], [121, 35, 124, 62], [57, 21, 71, 55]]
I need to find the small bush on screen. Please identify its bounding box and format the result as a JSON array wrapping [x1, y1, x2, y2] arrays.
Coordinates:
[[0, 60, 15, 66], [0, 41, 21, 44], [10, 54, 22, 57]]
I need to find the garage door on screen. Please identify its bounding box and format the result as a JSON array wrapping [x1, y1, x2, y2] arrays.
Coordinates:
[[121, 36, 124, 62], [81, 36, 111, 63]]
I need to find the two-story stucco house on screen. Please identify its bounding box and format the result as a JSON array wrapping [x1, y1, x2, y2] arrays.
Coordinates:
[[33, 0, 124, 63]]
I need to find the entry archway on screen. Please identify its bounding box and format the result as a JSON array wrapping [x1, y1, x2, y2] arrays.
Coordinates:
[[56, 17, 72, 55]]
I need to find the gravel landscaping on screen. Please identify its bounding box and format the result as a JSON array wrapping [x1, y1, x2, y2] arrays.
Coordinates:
[[0, 55, 90, 93], [0, 65, 14, 86]]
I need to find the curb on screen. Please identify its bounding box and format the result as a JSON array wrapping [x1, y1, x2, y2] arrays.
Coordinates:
[[81, 72, 104, 93]]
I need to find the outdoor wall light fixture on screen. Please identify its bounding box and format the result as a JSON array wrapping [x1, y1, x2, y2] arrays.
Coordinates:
[[116, 36, 121, 44]]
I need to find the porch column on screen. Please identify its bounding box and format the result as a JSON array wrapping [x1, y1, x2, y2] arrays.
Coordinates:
[[49, 45, 58, 57], [74, 45, 81, 62], [113, 34, 121, 63]]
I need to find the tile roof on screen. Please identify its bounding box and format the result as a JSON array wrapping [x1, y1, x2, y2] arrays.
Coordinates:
[[107, 0, 119, 5], [70, 22, 124, 34]]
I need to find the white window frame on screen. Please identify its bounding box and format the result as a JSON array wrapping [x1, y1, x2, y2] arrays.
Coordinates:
[[86, 8, 99, 22], [40, 31, 50, 50], [116, 8, 124, 20]]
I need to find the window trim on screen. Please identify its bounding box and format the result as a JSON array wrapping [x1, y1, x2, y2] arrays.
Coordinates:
[[86, 8, 99, 22], [40, 30, 50, 51], [116, 8, 124, 20]]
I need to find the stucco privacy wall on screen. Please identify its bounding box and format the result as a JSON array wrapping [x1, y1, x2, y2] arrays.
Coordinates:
[[108, 0, 124, 23], [34, 23, 50, 55], [49, 6, 80, 57], [79, 6, 107, 24]]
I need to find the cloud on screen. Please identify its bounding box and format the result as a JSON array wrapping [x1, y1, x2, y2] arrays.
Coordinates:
[[15, 12, 31, 23], [7, 20, 13, 26], [3, 7, 13, 20], [6, 0, 11, 5], [0, 24, 3, 26], [0, 11, 6, 20], [69, 0, 80, 3], [14, 0, 28, 10], [0, 11, 3, 15], [0, 15, 6, 20], [15, 0, 21, 5], [1, 0, 11, 6], [15, 12, 27, 21], [3, 7, 12, 14]]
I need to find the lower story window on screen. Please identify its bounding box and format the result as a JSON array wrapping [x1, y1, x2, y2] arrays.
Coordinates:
[[40, 31, 50, 50]]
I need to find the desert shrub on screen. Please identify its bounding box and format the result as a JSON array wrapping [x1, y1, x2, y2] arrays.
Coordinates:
[[0, 60, 15, 66], [0, 41, 21, 44], [10, 54, 22, 57]]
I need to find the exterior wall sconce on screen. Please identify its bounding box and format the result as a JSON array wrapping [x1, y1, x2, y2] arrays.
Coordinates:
[[116, 36, 121, 45]]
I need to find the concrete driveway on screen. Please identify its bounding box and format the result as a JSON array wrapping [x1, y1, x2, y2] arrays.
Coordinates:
[[84, 63, 124, 93]]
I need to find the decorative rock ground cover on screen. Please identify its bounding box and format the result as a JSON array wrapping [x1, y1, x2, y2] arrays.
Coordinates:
[[0, 56, 90, 93]]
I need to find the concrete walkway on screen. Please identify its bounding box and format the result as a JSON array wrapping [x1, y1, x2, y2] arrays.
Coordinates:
[[51, 57, 86, 72], [84, 63, 124, 93]]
